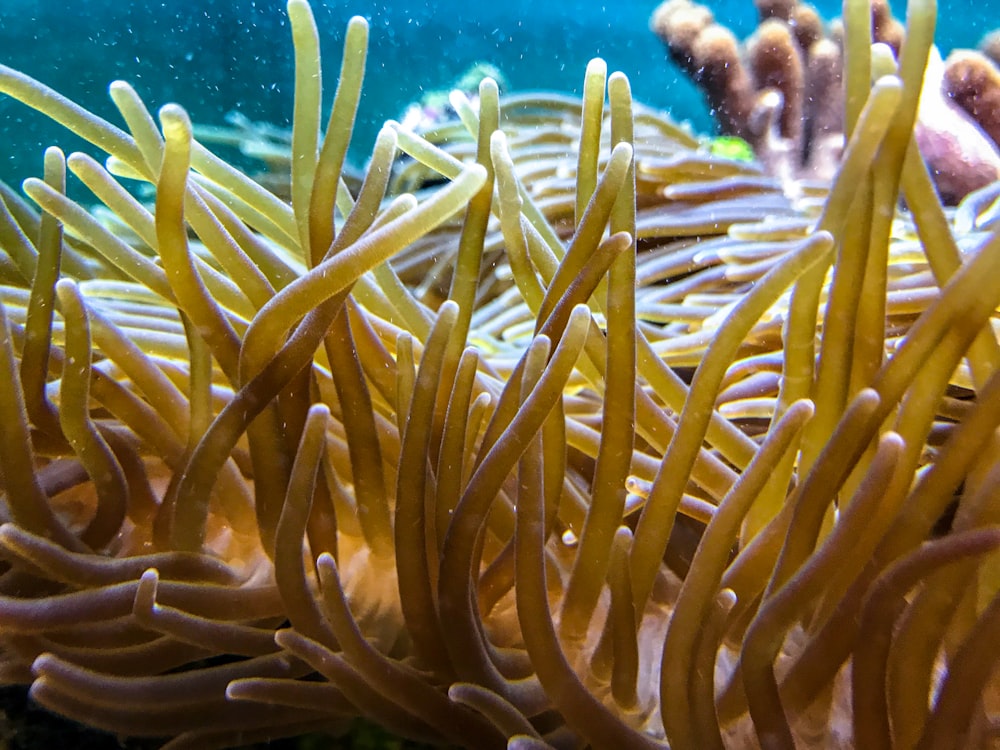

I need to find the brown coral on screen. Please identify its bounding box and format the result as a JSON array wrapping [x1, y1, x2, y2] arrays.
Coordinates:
[[651, 0, 847, 184], [943, 48, 1000, 147], [917, 47, 1000, 204], [651, 0, 1000, 202]]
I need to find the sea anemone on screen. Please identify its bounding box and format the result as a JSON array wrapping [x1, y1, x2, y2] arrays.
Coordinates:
[[0, 0, 998, 749]]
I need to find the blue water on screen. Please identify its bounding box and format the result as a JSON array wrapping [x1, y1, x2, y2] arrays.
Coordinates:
[[0, 0, 992, 190]]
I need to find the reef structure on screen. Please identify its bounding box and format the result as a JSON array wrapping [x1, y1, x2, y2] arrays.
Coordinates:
[[651, 0, 1000, 203], [0, 0, 998, 749]]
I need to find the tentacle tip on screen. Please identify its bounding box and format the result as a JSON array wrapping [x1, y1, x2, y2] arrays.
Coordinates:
[[586, 57, 609, 74], [224, 680, 246, 701], [347, 15, 370, 33], [30, 652, 57, 677]]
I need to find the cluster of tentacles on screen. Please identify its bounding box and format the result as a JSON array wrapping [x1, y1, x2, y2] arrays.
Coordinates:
[[0, 0, 998, 748]]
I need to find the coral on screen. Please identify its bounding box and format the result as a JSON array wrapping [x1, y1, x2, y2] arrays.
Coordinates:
[[915, 47, 1000, 204], [650, 0, 1000, 202], [980, 29, 1000, 68], [0, 1, 999, 750], [943, 47, 1000, 147], [650, 0, 847, 184], [399, 61, 510, 133]]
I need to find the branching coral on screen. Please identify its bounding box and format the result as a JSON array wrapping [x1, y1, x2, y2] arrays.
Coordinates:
[[651, 0, 1000, 203], [0, 0, 999, 749]]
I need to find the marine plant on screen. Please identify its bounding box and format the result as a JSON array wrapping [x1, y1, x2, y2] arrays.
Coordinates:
[[0, 0, 998, 748]]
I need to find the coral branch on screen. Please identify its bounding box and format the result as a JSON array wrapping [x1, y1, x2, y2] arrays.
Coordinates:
[[651, 0, 1000, 201]]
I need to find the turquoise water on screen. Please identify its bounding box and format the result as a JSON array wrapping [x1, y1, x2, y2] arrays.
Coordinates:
[[0, 0, 992, 190]]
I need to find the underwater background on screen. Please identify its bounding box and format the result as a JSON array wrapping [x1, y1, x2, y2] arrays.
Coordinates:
[[0, 0, 990, 194]]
